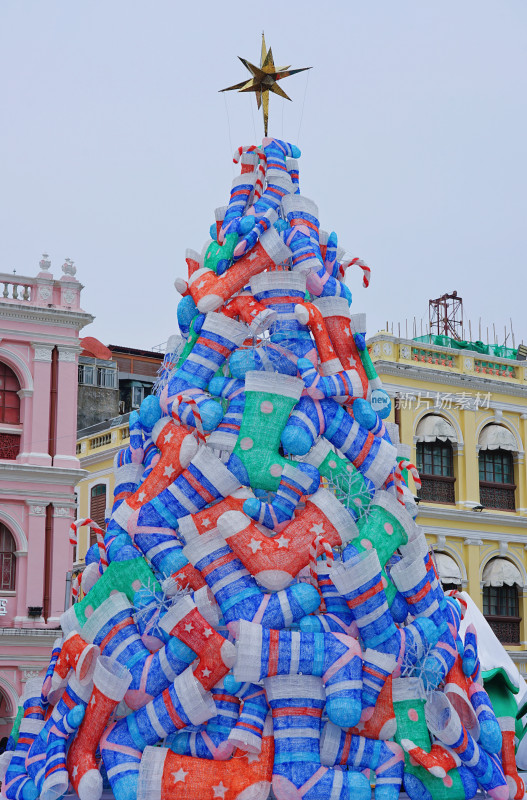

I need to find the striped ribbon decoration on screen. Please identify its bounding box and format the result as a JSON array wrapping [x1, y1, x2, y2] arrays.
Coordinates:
[[309, 533, 334, 586], [233, 145, 267, 201], [69, 517, 108, 569], [394, 459, 421, 506], [170, 393, 206, 444]]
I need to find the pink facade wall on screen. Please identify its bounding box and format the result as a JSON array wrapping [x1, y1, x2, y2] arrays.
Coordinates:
[[0, 258, 93, 739]]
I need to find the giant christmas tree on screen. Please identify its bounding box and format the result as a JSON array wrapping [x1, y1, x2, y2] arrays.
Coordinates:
[[0, 37, 523, 800]]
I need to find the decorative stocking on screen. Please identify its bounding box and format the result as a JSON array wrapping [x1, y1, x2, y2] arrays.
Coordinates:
[[264, 674, 371, 800], [228, 371, 304, 492], [67, 657, 132, 800], [40, 638, 62, 705], [4, 718, 43, 800], [183, 225, 292, 313], [299, 562, 358, 636], [233, 619, 363, 729], [40, 704, 84, 800], [230, 269, 316, 378], [296, 356, 365, 402], [50, 631, 99, 693], [80, 592, 195, 710], [136, 720, 274, 800], [468, 681, 502, 754], [217, 487, 357, 591], [160, 594, 236, 691], [320, 720, 405, 800], [166, 680, 240, 760], [127, 446, 241, 576], [21, 678, 46, 721], [498, 716, 524, 800], [60, 556, 160, 630], [281, 396, 396, 489], [314, 298, 369, 382], [293, 302, 344, 375], [113, 417, 198, 527], [241, 461, 320, 530], [330, 550, 440, 675], [160, 311, 250, 429], [206, 376, 246, 452], [425, 690, 509, 800], [222, 293, 276, 334], [177, 488, 251, 543], [232, 137, 298, 258], [25, 673, 91, 790], [224, 679, 269, 754], [182, 529, 320, 628], [392, 677, 477, 800], [100, 666, 216, 800]]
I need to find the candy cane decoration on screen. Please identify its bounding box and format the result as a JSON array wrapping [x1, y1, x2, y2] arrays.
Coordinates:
[[394, 460, 421, 506], [170, 393, 206, 444], [69, 518, 108, 570], [339, 256, 371, 288], [233, 145, 267, 201], [309, 533, 334, 586], [71, 573, 81, 603]]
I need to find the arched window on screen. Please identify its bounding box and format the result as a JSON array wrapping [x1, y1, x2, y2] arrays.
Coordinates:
[[478, 425, 516, 510], [415, 416, 456, 504], [482, 558, 522, 644], [0, 363, 21, 461], [0, 524, 16, 591], [89, 484, 107, 543], [434, 551, 462, 592]]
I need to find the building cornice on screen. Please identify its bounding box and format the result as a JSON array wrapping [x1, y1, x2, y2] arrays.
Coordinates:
[[0, 303, 94, 331], [0, 463, 87, 487], [377, 367, 527, 400], [79, 446, 122, 468], [418, 503, 527, 531], [0, 628, 60, 647]]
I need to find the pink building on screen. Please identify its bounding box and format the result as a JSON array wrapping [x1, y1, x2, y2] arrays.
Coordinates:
[[0, 255, 92, 740]]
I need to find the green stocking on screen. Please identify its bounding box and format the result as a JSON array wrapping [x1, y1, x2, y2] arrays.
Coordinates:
[[393, 677, 472, 800], [229, 371, 304, 491], [62, 559, 160, 629]]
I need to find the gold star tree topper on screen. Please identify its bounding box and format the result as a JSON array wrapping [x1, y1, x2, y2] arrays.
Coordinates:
[[220, 33, 311, 136]]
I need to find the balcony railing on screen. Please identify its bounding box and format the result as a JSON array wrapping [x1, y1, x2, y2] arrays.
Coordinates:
[[0, 432, 21, 460], [2, 281, 32, 301], [480, 482, 516, 511], [367, 333, 527, 388], [485, 615, 521, 644], [418, 474, 456, 504]]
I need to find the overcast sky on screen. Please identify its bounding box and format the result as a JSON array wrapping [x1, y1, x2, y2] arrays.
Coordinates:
[[1, 1, 525, 351]]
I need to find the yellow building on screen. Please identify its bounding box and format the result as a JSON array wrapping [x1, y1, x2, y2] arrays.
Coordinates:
[[75, 414, 130, 565], [369, 331, 527, 676]]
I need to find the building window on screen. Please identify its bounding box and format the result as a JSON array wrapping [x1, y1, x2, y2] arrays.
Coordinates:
[[0, 524, 16, 591], [0, 363, 20, 425], [483, 584, 520, 644], [78, 364, 117, 388], [416, 441, 455, 503], [479, 449, 515, 510], [433, 551, 462, 592], [90, 484, 107, 541], [78, 364, 95, 385], [132, 385, 145, 408], [97, 368, 117, 388]]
